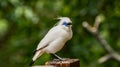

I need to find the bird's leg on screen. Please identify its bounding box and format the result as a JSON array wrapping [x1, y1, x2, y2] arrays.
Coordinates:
[[50, 53, 65, 61]]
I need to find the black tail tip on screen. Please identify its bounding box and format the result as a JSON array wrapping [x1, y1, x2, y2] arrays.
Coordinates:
[[29, 60, 34, 66]]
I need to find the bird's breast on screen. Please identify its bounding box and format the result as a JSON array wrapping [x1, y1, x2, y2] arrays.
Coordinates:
[[44, 26, 72, 53], [45, 38, 66, 53]]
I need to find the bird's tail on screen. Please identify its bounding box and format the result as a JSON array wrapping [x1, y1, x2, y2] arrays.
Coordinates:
[[29, 50, 45, 66]]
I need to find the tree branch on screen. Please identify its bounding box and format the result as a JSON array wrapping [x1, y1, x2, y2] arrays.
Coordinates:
[[82, 14, 120, 64]]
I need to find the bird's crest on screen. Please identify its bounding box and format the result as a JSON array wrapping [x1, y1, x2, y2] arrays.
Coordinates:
[[54, 17, 72, 27]]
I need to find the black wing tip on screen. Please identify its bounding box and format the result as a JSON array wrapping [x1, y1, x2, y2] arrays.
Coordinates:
[[29, 60, 35, 66], [33, 50, 37, 55]]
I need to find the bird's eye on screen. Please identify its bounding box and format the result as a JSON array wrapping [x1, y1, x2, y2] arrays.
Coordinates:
[[62, 22, 68, 26]]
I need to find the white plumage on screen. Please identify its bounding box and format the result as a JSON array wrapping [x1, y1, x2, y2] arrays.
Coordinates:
[[30, 17, 73, 66]]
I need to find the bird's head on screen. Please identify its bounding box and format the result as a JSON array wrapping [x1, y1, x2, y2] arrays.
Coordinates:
[[54, 17, 72, 27]]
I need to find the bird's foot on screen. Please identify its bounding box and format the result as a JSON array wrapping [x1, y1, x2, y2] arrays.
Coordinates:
[[52, 58, 69, 62], [50, 53, 67, 61]]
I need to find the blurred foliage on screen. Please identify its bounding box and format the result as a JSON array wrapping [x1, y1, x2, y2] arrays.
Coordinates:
[[0, 0, 120, 67]]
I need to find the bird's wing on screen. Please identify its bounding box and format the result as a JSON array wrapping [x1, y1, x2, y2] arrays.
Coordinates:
[[35, 26, 62, 51]]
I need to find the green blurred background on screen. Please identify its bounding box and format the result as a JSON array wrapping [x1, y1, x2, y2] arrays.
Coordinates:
[[0, 0, 120, 67]]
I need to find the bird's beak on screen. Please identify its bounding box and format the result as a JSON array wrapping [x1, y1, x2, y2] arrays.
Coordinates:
[[67, 23, 72, 25]]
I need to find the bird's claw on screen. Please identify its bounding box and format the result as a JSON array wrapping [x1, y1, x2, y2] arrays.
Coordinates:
[[53, 58, 69, 61]]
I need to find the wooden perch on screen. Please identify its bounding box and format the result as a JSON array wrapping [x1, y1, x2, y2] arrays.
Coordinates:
[[32, 66, 55, 67], [32, 59, 80, 67], [45, 59, 80, 67], [82, 14, 120, 64]]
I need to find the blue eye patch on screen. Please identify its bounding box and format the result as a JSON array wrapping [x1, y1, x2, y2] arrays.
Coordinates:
[[62, 22, 68, 26]]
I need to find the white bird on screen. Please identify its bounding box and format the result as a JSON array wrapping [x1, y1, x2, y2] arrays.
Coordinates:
[[30, 17, 73, 66]]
